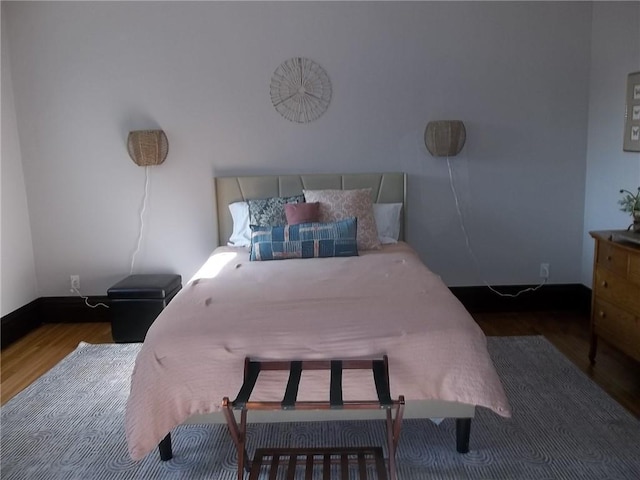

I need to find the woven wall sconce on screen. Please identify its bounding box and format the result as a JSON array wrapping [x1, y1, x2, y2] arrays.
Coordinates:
[[127, 130, 169, 166], [424, 120, 466, 157]]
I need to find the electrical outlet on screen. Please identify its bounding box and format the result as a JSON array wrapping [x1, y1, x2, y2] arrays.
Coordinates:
[[70, 275, 80, 292], [539, 263, 550, 279]]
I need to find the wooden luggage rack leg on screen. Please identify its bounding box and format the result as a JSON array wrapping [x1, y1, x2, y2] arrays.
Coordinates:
[[222, 356, 404, 480]]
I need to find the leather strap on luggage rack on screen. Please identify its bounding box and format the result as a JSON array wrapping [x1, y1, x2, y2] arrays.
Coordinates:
[[222, 355, 405, 480]]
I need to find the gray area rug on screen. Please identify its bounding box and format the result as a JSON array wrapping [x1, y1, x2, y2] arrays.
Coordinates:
[[1, 336, 639, 479]]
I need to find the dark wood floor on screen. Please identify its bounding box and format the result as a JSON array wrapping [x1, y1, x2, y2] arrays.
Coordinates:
[[474, 310, 640, 418], [1, 322, 113, 405], [1, 310, 639, 418]]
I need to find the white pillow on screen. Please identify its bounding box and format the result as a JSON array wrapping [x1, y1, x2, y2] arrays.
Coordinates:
[[227, 201, 251, 247], [229, 199, 403, 246], [373, 203, 403, 244]]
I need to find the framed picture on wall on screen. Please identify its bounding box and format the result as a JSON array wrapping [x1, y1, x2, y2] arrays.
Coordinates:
[[623, 71, 640, 152]]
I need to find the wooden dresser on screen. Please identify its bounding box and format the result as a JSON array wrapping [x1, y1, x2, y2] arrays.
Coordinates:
[[589, 231, 640, 364]]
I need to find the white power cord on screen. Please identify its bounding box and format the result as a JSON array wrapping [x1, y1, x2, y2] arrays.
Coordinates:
[[130, 166, 150, 274], [447, 157, 547, 298], [70, 166, 150, 308], [71, 286, 109, 309]]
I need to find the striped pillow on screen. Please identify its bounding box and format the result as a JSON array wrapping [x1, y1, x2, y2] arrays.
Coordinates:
[[250, 218, 358, 261]]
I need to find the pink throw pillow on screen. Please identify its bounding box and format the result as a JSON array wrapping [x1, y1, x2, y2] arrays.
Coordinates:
[[303, 188, 381, 250], [285, 202, 320, 225]]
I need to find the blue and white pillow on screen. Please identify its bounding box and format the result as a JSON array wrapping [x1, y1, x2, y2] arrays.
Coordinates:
[[247, 195, 304, 227], [250, 218, 358, 261]]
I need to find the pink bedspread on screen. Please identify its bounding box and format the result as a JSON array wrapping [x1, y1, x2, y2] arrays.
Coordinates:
[[125, 242, 510, 460]]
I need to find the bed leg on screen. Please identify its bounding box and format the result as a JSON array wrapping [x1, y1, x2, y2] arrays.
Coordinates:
[[455, 418, 471, 453], [158, 433, 173, 461]]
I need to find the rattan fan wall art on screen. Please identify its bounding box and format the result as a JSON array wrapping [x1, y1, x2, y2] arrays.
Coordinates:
[[270, 57, 332, 123]]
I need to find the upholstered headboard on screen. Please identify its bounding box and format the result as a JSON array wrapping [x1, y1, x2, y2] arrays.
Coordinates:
[[214, 172, 407, 246]]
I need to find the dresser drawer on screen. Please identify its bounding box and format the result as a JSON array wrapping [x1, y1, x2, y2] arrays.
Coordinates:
[[594, 268, 640, 314], [596, 242, 629, 276], [629, 254, 640, 287], [592, 299, 640, 362]]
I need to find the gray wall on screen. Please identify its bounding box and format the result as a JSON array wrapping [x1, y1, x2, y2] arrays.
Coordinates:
[[582, 2, 640, 286], [0, 1, 616, 305], [1, 10, 38, 316]]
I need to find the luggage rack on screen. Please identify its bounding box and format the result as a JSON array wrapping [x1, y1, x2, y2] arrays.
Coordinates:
[[222, 356, 405, 480]]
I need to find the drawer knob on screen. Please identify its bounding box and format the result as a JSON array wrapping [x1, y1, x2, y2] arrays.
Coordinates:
[[598, 311, 606, 318], [606, 255, 612, 261], [601, 281, 608, 288]]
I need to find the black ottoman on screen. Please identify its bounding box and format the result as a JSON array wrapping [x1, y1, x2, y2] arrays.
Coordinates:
[[107, 274, 182, 343]]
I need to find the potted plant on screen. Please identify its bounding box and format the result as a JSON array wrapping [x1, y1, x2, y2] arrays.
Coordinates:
[[618, 187, 640, 232]]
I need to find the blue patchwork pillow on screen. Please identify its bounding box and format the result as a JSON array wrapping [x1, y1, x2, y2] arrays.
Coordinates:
[[250, 218, 358, 261]]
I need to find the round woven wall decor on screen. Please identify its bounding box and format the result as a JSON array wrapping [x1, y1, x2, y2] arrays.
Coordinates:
[[424, 121, 466, 157], [270, 57, 332, 123], [127, 130, 169, 166]]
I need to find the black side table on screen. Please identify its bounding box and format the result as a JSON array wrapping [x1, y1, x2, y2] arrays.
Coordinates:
[[107, 274, 181, 343]]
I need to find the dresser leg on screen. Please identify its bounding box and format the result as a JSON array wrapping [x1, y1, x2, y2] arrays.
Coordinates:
[[588, 334, 597, 365]]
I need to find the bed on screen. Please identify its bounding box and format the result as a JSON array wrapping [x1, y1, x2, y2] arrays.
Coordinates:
[[124, 172, 510, 464]]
